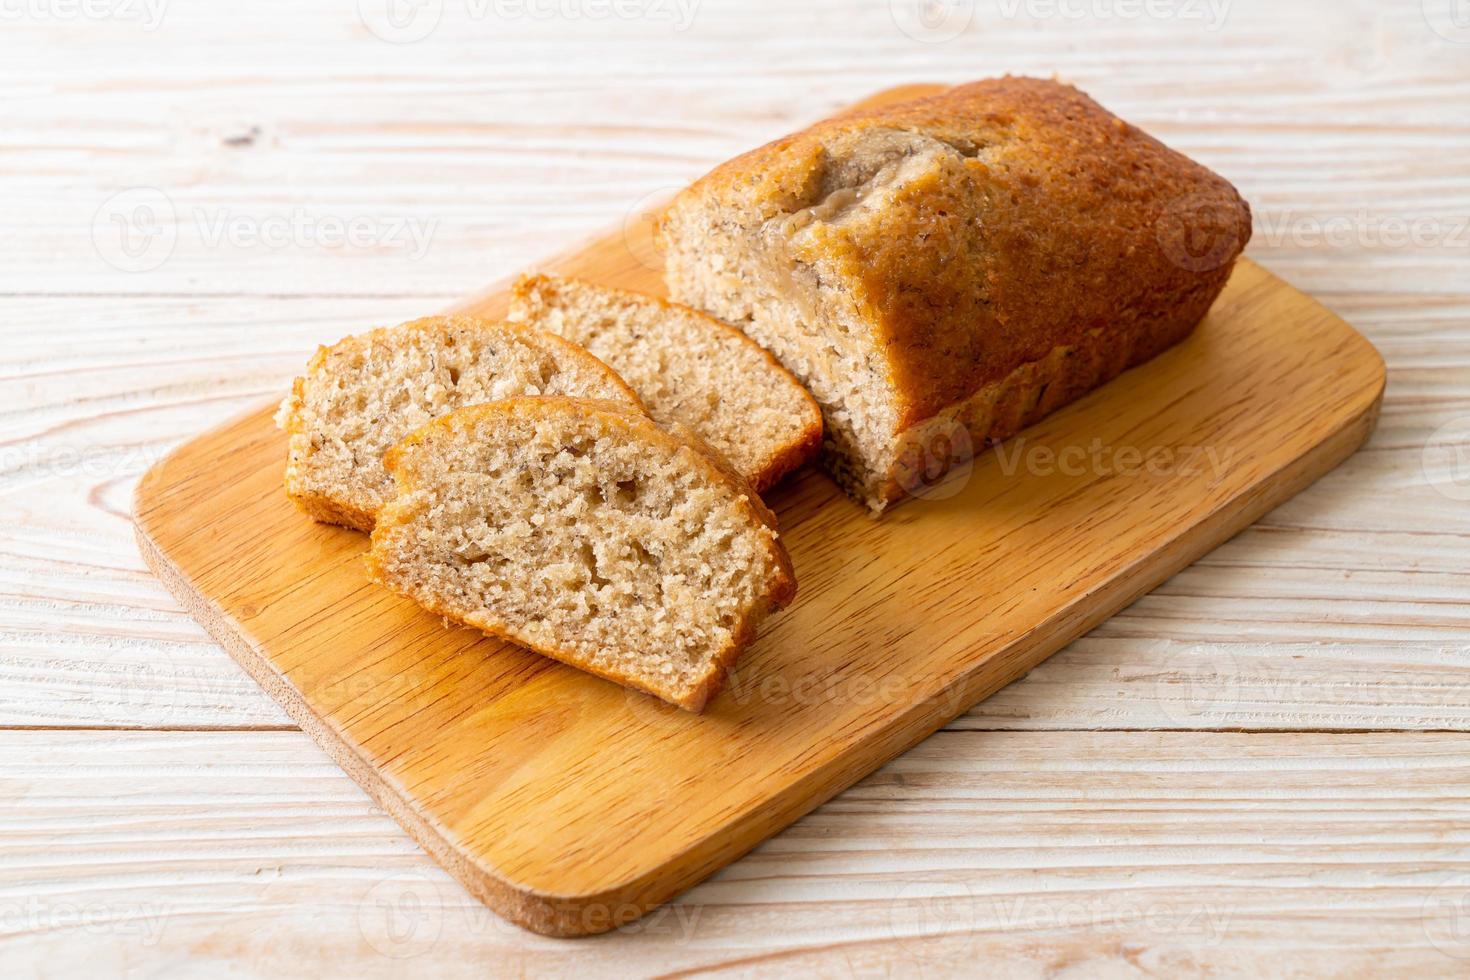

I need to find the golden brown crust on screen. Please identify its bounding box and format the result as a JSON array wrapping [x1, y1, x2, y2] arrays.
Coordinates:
[[743, 420, 823, 495], [659, 76, 1252, 510], [510, 274, 823, 492], [368, 397, 796, 711], [878, 290, 1210, 509], [284, 488, 378, 531], [663, 77, 1249, 426]]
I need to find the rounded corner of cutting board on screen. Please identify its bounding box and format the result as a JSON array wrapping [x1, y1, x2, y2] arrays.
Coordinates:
[[133, 401, 290, 544], [441, 856, 673, 939], [1233, 256, 1388, 425], [132, 441, 185, 539]]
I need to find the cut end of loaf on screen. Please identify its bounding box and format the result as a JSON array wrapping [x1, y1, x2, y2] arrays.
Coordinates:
[[366, 397, 796, 711]]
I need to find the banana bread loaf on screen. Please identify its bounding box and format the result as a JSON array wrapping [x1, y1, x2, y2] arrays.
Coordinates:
[[658, 76, 1252, 512]]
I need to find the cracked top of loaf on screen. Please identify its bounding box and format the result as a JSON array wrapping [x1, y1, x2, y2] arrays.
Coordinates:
[[659, 76, 1253, 430]]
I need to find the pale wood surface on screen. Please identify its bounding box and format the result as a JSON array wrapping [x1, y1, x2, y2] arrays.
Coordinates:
[[4, 730, 1470, 977], [4, 0, 1469, 973]]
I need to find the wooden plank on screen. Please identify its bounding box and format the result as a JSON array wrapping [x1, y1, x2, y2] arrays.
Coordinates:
[[2, 0, 1468, 969], [1, 290, 1461, 731], [3, 730, 1468, 975], [5, 1, 1468, 299], [0, 292, 1456, 734], [133, 164, 1386, 934]]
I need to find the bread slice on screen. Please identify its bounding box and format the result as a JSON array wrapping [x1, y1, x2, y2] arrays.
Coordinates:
[[277, 316, 643, 530], [365, 397, 796, 711], [658, 77, 1251, 512], [507, 274, 822, 492]]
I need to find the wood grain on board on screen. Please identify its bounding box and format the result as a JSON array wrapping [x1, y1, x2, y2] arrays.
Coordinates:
[[132, 84, 1387, 935]]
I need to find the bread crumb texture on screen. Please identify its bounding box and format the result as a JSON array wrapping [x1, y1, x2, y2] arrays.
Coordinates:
[[277, 316, 642, 530], [658, 76, 1253, 512], [365, 397, 796, 711], [508, 274, 822, 491]]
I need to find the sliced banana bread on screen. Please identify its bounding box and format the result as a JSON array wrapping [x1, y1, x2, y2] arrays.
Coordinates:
[[507, 274, 822, 492], [365, 397, 796, 711], [277, 316, 643, 530]]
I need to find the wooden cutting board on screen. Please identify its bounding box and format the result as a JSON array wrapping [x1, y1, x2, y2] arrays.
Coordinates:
[[132, 85, 1386, 937]]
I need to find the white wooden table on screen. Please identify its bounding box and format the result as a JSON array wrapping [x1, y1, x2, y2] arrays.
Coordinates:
[[4, 0, 1468, 975]]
